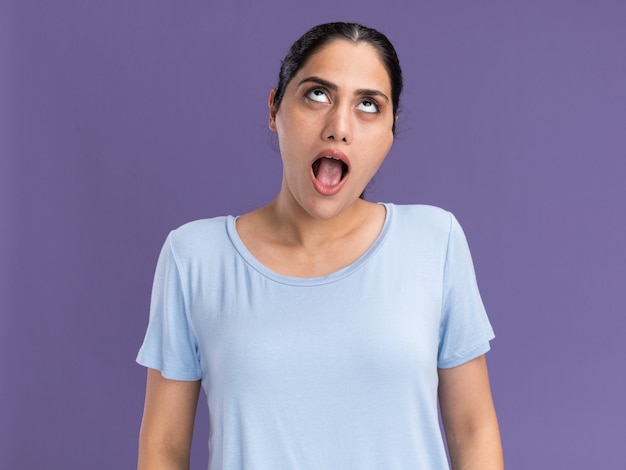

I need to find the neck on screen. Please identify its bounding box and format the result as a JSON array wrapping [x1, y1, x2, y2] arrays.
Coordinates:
[[266, 189, 372, 249], [234, 185, 386, 278]]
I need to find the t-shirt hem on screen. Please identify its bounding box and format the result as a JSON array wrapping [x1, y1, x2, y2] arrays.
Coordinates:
[[136, 354, 202, 381], [437, 337, 494, 369]]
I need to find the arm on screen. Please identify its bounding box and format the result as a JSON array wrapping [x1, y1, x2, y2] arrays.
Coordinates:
[[438, 355, 503, 470], [138, 368, 201, 470]]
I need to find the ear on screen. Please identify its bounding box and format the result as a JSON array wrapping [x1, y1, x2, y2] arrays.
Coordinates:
[[268, 89, 278, 131]]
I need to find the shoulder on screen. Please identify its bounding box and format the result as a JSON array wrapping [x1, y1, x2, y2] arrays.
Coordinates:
[[166, 215, 232, 259], [377, 204, 459, 262], [387, 203, 455, 237], [172, 215, 230, 237]]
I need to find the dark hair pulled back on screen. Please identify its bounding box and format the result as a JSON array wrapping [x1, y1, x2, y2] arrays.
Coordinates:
[[272, 22, 403, 133]]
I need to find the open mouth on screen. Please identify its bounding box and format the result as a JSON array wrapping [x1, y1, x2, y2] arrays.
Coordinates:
[[312, 156, 349, 187]]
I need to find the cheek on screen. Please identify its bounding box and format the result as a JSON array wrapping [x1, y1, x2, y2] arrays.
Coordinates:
[[366, 128, 394, 158], [275, 113, 311, 149], [366, 134, 393, 174]]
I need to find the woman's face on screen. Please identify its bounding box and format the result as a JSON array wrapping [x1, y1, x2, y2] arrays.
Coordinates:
[[270, 39, 395, 220]]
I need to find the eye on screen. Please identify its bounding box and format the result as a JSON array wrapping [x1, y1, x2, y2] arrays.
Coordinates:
[[357, 99, 380, 114], [306, 88, 330, 103]]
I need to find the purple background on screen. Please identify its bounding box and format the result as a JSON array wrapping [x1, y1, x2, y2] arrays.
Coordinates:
[[1, 1, 625, 468]]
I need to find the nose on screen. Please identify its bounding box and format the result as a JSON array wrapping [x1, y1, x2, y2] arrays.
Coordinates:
[[322, 104, 352, 144]]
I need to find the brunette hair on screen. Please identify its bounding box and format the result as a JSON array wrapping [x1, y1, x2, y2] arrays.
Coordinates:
[[272, 22, 403, 133]]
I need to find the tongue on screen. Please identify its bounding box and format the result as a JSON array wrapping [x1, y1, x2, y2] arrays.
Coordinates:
[[315, 158, 343, 186]]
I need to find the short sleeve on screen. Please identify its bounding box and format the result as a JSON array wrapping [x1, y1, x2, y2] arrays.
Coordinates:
[[136, 233, 202, 380], [437, 213, 495, 369]]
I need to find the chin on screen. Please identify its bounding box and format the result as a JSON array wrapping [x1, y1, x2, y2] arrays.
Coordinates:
[[302, 195, 360, 221]]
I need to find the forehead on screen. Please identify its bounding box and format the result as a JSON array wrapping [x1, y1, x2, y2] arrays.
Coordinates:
[[293, 40, 391, 94]]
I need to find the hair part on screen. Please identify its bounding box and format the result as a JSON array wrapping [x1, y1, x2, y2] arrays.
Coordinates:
[[272, 22, 403, 134]]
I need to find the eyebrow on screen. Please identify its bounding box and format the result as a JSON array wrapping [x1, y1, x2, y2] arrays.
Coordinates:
[[297, 76, 390, 103]]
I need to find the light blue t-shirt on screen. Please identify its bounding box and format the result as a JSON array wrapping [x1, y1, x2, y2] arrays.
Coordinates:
[[137, 204, 494, 469]]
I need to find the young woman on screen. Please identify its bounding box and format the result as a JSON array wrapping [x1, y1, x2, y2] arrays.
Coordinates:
[[137, 22, 503, 470]]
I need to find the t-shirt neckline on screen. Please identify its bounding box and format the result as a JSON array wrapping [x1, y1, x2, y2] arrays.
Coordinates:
[[225, 203, 394, 287]]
